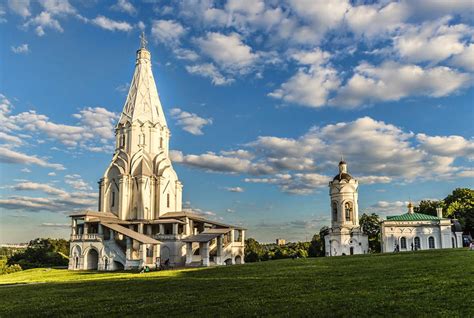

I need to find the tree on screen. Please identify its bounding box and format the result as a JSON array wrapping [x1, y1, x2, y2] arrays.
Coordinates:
[[359, 213, 381, 253], [308, 234, 324, 257], [244, 238, 263, 263], [7, 238, 69, 269], [414, 200, 444, 216], [444, 188, 474, 235]]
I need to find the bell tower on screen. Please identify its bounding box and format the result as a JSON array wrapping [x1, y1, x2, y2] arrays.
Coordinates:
[[329, 160, 359, 228]]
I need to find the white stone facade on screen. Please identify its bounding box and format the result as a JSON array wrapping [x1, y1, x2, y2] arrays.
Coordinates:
[[324, 161, 369, 256], [381, 205, 463, 253], [69, 36, 245, 271]]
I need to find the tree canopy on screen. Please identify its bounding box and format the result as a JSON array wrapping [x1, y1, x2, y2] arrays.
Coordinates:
[[7, 238, 69, 269]]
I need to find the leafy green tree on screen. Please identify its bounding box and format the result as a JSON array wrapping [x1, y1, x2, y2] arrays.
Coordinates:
[[359, 213, 381, 253], [308, 234, 324, 257], [244, 238, 263, 262], [444, 188, 474, 235], [414, 200, 444, 216], [7, 238, 69, 269]]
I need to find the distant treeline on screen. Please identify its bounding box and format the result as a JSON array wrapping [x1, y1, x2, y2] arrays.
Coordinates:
[[1, 238, 69, 275]]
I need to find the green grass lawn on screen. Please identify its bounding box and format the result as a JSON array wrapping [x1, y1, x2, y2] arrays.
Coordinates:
[[0, 249, 473, 317]]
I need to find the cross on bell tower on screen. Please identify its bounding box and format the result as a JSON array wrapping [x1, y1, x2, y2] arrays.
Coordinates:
[[140, 31, 148, 50]]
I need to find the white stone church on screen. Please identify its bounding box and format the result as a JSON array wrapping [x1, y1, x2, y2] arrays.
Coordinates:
[[68, 36, 245, 271], [381, 203, 463, 252], [324, 160, 369, 256]]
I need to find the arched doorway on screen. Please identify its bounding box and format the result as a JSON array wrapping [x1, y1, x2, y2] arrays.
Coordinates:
[[350, 247, 354, 255], [235, 255, 242, 264], [114, 261, 124, 271], [161, 246, 170, 264], [86, 249, 99, 270]]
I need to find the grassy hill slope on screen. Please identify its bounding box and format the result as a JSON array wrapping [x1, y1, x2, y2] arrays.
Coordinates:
[[0, 249, 473, 317]]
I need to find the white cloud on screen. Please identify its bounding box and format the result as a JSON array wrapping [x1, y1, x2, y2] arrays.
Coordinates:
[[269, 65, 340, 108], [11, 44, 29, 54], [24, 11, 63, 36], [8, 0, 31, 18], [171, 150, 274, 175], [196, 32, 258, 73], [48, 172, 56, 176], [170, 108, 212, 135], [416, 134, 474, 158], [451, 43, 474, 72], [0, 131, 22, 145], [65, 174, 92, 191], [41, 223, 70, 228], [39, 0, 76, 15], [21, 168, 31, 173], [330, 61, 470, 108], [92, 15, 133, 32], [288, 0, 350, 42], [0, 147, 65, 170], [172, 116, 472, 194], [224, 187, 244, 193], [14, 181, 68, 196], [174, 48, 199, 61], [246, 173, 329, 195], [185, 63, 234, 86], [111, 0, 137, 15], [151, 19, 186, 46], [394, 17, 472, 64], [345, 2, 408, 37]]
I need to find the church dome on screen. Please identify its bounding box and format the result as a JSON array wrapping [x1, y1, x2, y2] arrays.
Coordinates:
[[333, 172, 353, 181]]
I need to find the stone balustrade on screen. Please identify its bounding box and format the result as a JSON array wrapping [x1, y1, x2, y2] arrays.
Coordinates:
[[71, 234, 103, 241]]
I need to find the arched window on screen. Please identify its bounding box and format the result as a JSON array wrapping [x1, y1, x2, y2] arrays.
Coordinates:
[[111, 191, 115, 207], [166, 193, 170, 208], [332, 202, 338, 221], [414, 237, 421, 249], [452, 237, 455, 248], [160, 137, 163, 148], [428, 236, 435, 249], [120, 135, 125, 148], [345, 202, 353, 221], [400, 237, 407, 249]]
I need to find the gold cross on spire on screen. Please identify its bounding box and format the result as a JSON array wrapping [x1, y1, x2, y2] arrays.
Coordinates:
[[140, 31, 148, 50]]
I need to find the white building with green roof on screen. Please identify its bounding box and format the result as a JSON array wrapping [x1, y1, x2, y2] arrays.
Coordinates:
[[381, 202, 463, 253]]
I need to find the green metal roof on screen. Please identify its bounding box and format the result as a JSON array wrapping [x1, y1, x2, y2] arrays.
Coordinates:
[[386, 213, 441, 222]]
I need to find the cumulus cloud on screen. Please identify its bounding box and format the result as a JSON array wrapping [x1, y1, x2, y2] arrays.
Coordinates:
[[196, 32, 259, 73], [8, 0, 31, 17], [24, 11, 63, 36], [11, 44, 29, 54], [151, 20, 186, 46], [394, 17, 472, 64], [416, 134, 474, 158], [451, 43, 474, 72], [65, 174, 92, 191], [330, 61, 470, 108], [0, 147, 65, 170], [0, 181, 97, 212], [345, 2, 408, 37], [111, 0, 136, 15], [269, 65, 340, 108], [185, 63, 234, 86], [92, 15, 133, 32], [170, 108, 212, 135], [172, 116, 472, 194]]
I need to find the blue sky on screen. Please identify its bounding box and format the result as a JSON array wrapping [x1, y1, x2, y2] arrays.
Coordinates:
[[1, 0, 473, 243]]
